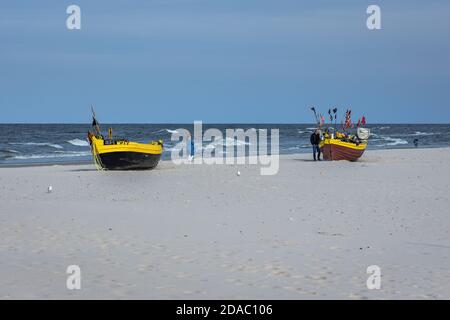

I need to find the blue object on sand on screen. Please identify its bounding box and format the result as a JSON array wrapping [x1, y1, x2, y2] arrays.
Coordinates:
[[190, 139, 195, 157]]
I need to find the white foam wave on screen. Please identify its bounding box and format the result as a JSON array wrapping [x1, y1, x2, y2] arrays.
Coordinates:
[[13, 151, 91, 160], [0, 149, 20, 159], [10, 142, 63, 149], [166, 138, 251, 152], [376, 137, 408, 147], [67, 138, 89, 147], [0, 149, 19, 154], [392, 132, 436, 138], [205, 137, 251, 149], [151, 129, 167, 134], [412, 131, 435, 136]]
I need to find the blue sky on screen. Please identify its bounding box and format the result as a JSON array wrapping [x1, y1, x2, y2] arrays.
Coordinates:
[[0, 0, 449, 123]]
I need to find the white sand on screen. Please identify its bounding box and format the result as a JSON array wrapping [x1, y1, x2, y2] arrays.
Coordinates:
[[1, 148, 450, 299]]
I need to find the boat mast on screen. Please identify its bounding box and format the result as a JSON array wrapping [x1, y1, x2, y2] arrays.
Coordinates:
[[91, 106, 101, 137]]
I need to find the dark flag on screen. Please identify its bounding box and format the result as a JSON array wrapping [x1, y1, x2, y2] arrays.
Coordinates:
[[361, 116, 366, 125]]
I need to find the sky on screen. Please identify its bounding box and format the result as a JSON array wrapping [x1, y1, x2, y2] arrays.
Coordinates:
[[0, 0, 449, 123]]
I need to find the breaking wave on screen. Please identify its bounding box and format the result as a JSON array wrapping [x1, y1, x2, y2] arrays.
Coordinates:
[[412, 131, 436, 136], [376, 137, 408, 147], [204, 137, 251, 150], [12, 151, 91, 160], [67, 138, 89, 147], [9, 142, 63, 149], [0, 149, 20, 159]]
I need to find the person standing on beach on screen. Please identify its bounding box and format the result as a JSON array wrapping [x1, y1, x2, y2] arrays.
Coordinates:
[[187, 133, 195, 162], [310, 129, 322, 161]]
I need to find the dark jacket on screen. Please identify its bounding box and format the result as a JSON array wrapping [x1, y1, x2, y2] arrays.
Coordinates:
[[310, 133, 320, 145]]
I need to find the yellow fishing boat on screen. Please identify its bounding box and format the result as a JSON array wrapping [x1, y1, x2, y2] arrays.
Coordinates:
[[310, 107, 370, 161], [319, 137, 367, 161], [87, 108, 163, 170]]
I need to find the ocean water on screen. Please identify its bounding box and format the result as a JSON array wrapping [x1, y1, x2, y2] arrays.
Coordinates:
[[0, 124, 449, 166]]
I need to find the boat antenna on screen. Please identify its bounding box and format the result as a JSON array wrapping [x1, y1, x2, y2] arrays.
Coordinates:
[[310, 107, 319, 126], [333, 108, 338, 127], [341, 109, 347, 133], [91, 106, 101, 137], [319, 113, 325, 128]]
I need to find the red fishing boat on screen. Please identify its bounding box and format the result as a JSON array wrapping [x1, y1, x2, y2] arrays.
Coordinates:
[[320, 136, 367, 161], [310, 107, 370, 161]]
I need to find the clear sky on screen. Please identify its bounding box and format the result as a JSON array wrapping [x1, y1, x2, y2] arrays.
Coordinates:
[[1, 0, 449, 123]]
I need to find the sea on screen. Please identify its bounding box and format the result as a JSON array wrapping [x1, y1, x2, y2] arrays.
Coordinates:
[[0, 124, 449, 166]]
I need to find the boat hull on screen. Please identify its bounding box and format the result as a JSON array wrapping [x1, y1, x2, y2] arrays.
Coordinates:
[[320, 139, 366, 161], [98, 151, 161, 170], [89, 135, 163, 170]]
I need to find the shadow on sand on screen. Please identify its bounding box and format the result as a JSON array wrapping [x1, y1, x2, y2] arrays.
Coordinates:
[[292, 158, 319, 162], [67, 168, 98, 172]]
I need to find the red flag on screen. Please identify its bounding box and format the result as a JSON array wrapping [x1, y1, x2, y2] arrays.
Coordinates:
[[344, 109, 352, 129]]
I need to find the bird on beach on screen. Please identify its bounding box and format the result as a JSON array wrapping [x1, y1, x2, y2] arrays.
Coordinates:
[[48, 186, 53, 193]]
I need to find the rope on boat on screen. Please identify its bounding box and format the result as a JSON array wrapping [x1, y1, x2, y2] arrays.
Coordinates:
[[91, 144, 105, 171]]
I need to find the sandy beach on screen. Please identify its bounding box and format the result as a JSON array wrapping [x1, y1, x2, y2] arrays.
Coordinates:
[[1, 147, 449, 299]]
